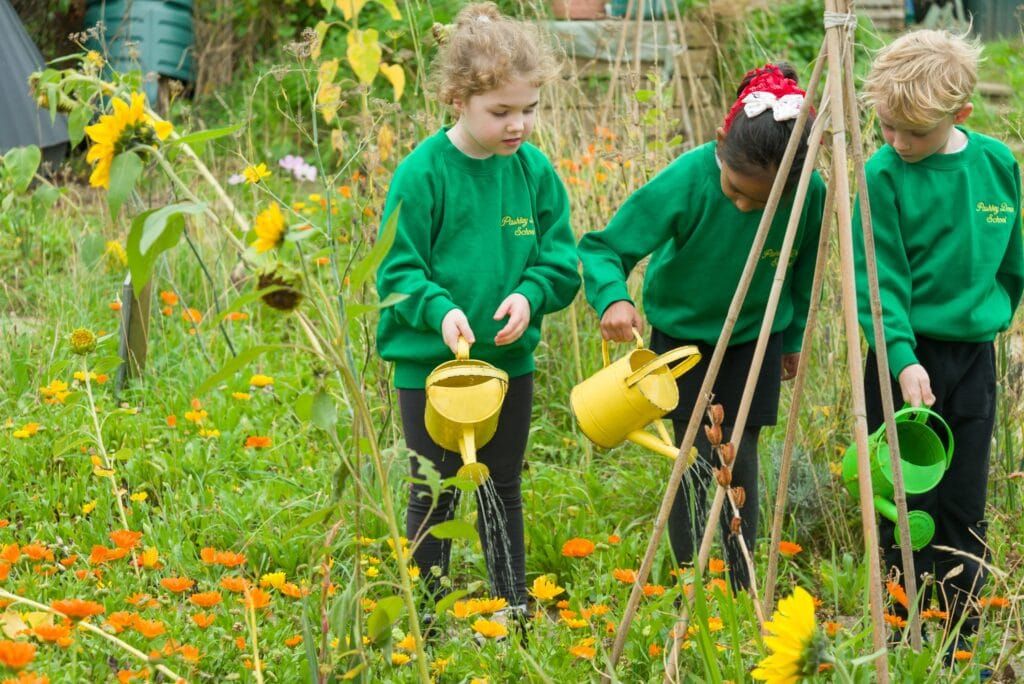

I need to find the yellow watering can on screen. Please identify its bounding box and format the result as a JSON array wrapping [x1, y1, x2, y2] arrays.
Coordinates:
[[425, 337, 508, 484], [571, 330, 701, 462]]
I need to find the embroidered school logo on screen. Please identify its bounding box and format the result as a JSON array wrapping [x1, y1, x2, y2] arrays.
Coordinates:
[[760, 248, 798, 268], [501, 214, 536, 236], [976, 201, 1014, 225]]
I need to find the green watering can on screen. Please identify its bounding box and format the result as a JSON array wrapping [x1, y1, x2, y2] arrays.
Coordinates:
[[842, 406, 954, 551]]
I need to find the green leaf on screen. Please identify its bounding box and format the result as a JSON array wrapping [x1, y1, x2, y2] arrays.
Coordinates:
[[294, 393, 314, 422], [91, 355, 124, 375], [167, 122, 243, 147], [79, 234, 106, 269], [366, 596, 404, 642], [107, 151, 143, 218], [68, 106, 91, 148], [345, 292, 408, 319], [311, 391, 337, 431], [126, 202, 205, 290], [33, 185, 61, 210], [373, 0, 402, 19], [635, 89, 655, 103], [3, 145, 41, 194], [428, 519, 478, 541], [348, 201, 399, 290], [195, 344, 289, 395], [291, 503, 340, 534]]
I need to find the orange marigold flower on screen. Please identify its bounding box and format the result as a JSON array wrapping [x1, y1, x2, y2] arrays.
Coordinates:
[[234, 636, 246, 650], [561, 538, 596, 558], [921, 609, 949, 621], [240, 589, 271, 610], [569, 637, 597, 659], [110, 530, 143, 550], [642, 583, 666, 597], [979, 596, 1010, 610], [31, 622, 71, 643], [1, 545, 20, 564], [106, 612, 135, 633], [22, 544, 51, 562], [109, 301, 122, 311], [160, 577, 195, 593], [778, 541, 803, 557], [189, 591, 222, 608], [648, 643, 662, 657], [132, 617, 165, 639], [708, 558, 727, 575], [824, 621, 842, 637], [3, 670, 49, 684], [278, 582, 305, 599], [886, 581, 909, 609], [706, 578, 729, 595], [177, 644, 200, 663], [244, 436, 272, 449], [0, 520, 7, 528], [124, 593, 149, 606], [954, 650, 973, 662], [884, 613, 907, 629], [181, 308, 202, 324], [166, 414, 177, 427], [0, 640, 36, 669], [612, 568, 637, 584], [0, 563, 9, 581], [191, 613, 216, 629], [89, 545, 128, 564], [607, 534, 621, 545], [284, 634, 302, 647], [159, 291, 178, 306], [59, 555, 77, 567], [202, 547, 247, 567], [51, 598, 105, 619], [220, 576, 249, 593], [225, 311, 248, 321]]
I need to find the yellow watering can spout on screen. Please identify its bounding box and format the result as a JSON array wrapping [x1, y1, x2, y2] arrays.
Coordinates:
[[424, 337, 508, 486], [570, 328, 701, 464]]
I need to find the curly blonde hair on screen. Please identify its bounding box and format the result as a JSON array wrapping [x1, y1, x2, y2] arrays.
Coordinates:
[[863, 29, 981, 128], [432, 2, 562, 105]]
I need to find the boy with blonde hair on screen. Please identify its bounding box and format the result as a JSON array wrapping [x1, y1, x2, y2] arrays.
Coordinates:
[[853, 29, 1023, 656]]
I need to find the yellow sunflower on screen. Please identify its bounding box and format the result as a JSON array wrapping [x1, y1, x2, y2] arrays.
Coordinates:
[[252, 203, 287, 253], [752, 586, 829, 684], [85, 92, 173, 188]]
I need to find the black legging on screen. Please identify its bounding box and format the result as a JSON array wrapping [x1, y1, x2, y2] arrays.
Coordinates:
[[399, 373, 533, 607], [668, 421, 761, 592]]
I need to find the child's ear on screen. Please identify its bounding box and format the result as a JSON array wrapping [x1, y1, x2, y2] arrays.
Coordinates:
[[715, 127, 726, 144], [452, 98, 465, 115], [953, 103, 973, 124]]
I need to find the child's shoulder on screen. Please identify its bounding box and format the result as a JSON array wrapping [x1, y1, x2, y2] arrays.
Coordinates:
[[964, 129, 1018, 168], [515, 141, 557, 173]]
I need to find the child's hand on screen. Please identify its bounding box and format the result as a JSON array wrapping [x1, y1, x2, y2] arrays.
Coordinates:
[[898, 364, 935, 407], [493, 293, 531, 346], [441, 309, 475, 355], [781, 353, 800, 381], [600, 300, 644, 342]]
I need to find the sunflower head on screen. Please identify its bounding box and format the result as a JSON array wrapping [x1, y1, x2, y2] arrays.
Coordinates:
[[251, 203, 287, 253], [84, 92, 173, 189], [752, 587, 830, 683], [257, 265, 303, 312], [69, 328, 97, 355]]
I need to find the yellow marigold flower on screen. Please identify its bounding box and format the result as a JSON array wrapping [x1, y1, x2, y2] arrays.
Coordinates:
[[563, 617, 588, 629], [431, 657, 449, 674], [260, 572, 286, 589], [85, 50, 105, 68], [69, 328, 96, 355], [471, 618, 507, 640], [391, 653, 411, 666], [249, 374, 274, 388], [470, 598, 507, 615], [251, 203, 286, 253], [198, 428, 220, 438], [243, 163, 271, 184], [751, 586, 829, 683], [104, 240, 128, 267], [85, 92, 172, 189], [528, 575, 564, 602], [395, 634, 416, 652], [130, 492, 148, 503], [231, 392, 251, 401], [569, 637, 596, 659], [184, 409, 207, 424], [13, 422, 41, 439], [139, 546, 160, 569], [82, 500, 97, 514], [364, 567, 379, 578]]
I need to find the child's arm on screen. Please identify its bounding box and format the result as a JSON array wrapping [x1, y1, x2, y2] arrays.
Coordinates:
[[375, 167, 459, 335], [510, 163, 581, 320], [578, 170, 684, 331], [996, 161, 1024, 315], [853, 165, 918, 377]]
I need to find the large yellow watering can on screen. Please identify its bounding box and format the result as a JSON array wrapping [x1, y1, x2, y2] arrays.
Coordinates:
[[571, 330, 701, 461], [425, 337, 508, 484]]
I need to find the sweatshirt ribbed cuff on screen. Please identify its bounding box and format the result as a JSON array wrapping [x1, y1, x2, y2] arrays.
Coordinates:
[[886, 341, 918, 378], [513, 281, 545, 317], [424, 296, 458, 334], [595, 284, 633, 319]]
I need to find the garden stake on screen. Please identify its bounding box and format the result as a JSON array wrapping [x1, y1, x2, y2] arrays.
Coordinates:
[[604, 32, 825, 679], [762, 154, 837, 613], [823, 0, 889, 676], [842, 36, 924, 651]]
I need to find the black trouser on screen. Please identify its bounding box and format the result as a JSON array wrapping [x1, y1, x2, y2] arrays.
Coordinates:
[[399, 373, 533, 607], [865, 336, 996, 635], [651, 329, 782, 592]]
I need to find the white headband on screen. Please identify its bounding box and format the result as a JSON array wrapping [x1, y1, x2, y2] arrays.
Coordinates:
[[741, 91, 804, 122]]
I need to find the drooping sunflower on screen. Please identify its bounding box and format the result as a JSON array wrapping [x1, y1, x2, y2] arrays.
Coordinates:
[[751, 586, 830, 684], [85, 92, 173, 188], [251, 202, 287, 253]]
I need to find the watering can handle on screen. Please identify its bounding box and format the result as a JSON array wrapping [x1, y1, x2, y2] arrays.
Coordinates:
[[600, 328, 646, 367], [895, 404, 955, 465], [456, 336, 470, 360], [625, 345, 702, 387]]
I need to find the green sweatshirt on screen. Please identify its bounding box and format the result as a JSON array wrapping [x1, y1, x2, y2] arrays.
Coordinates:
[[578, 141, 825, 353], [375, 129, 581, 388], [853, 128, 1024, 376]]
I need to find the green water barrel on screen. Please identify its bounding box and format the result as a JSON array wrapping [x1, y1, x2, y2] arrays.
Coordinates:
[[609, 0, 671, 19], [962, 0, 1022, 40], [84, 0, 194, 101]]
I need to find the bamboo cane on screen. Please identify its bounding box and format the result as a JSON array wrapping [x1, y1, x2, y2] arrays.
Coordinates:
[[841, 34, 923, 651], [762, 143, 838, 614], [824, 0, 890, 679], [603, 33, 826, 678]]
